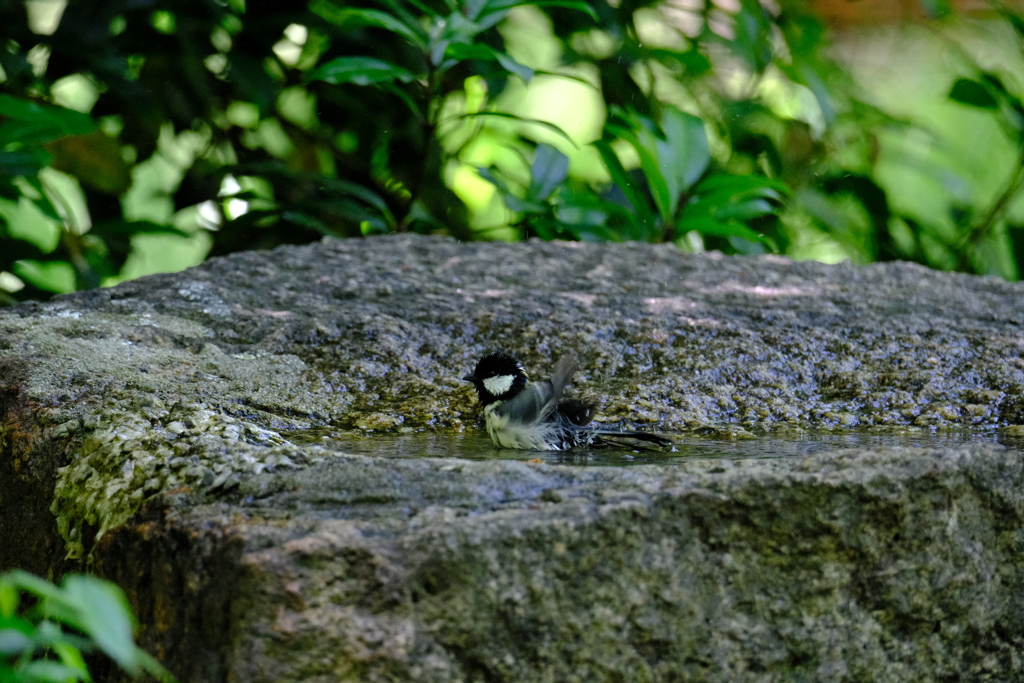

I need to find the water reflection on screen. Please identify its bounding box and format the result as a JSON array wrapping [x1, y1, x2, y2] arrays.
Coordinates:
[[280, 427, 1024, 467]]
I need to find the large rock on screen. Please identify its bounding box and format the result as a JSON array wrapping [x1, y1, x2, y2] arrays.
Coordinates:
[[2, 235, 1024, 681]]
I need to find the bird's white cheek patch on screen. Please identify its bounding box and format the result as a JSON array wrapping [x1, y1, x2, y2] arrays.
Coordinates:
[[483, 374, 514, 395]]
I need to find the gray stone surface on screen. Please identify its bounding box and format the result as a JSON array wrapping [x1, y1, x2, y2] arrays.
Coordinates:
[[3, 235, 1024, 681]]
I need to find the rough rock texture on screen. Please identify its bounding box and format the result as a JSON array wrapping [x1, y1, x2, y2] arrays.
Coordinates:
[[3, 235, 1024, 681]]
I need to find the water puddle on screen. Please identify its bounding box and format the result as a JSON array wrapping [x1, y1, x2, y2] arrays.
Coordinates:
[[280, 427, 1024, 466]]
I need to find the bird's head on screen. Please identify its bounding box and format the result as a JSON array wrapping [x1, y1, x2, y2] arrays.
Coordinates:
[[462, 352, 528, 404]]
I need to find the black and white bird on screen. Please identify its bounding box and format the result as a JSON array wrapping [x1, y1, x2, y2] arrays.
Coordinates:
[[462, 351, 673, 451]]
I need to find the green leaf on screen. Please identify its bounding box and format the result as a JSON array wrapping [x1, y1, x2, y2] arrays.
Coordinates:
[[781, 61, 836, 124], [530, 69, 591, 87], [3, 572, 64, 604], [441, 43, 531, 82], [317, 178, 397, 227], [604, 107, 709, 224], [476, 166, 545, 214], [0, 149, 53, 177], [232, 162, 397, 229], [479, 0, 598, 21], [442, 43, 494, 61], [1003, 9, 1024, 38], [379, 0, 440, 19], [820, 174, 889, 230], [59, 575, 139, 675], [306, 198, 391, 232], [657, 107, 710, 199], [504, 195, 545, 214], [306, 57, 417, 86], [707, 197, 775, 221], [981, 73, 1012, 96], [0, 573, 176, 683], [308, 3, 427, 48], [525, 0, 598, 19], [17, 659, 88, 683], [693, 173, 789, 197], [592, 139, 657, 240], [0, 121, 65, 148], [917, 0, 951, 19], [605, 122, 672, 222], [475, 165, 513, 195], [458, 111, 577, 147], [728, 0, 774, 72], [50, 640, 90, 677], [402, 200, 448, 233], [134, 648, 178, 683], [676, 215, 775, 249], [434, 12, 484, 49], [649, 48, 711, 77], [464, 0, 490, 21], [377, 82, 424, 120], [0, 96, 95, 145], [28, 621, 91, 654], [949, 78, 998, 109], [555, 194, 630, 242], [494, 52, 533, 83], [474, 9, 512, 32], [684, 174, 785, 231], [280, 210, 333, 236], [0, 578, 18, 618], [0, 627, 32, 655], [527, 144, 569, 202], [431, 40, 451, 67]]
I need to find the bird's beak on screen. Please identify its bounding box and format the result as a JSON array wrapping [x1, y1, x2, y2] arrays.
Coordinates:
[[462, 373, 475, 382]]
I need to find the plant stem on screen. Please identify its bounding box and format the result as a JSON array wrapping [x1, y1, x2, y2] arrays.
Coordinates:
[[399, 65, 439, 232], [957, 149, 1024, 269]]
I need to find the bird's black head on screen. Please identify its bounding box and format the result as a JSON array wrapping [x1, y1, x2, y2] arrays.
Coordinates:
[[462, 351, 528, 404]]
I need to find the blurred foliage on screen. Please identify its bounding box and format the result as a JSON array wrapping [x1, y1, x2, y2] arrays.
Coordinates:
[[2, 0, 1024, 303], [0, 570, 174, 682]]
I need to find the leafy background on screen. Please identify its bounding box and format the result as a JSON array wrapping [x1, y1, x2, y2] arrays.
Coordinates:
[[0, 570, 174, 682], [2, 0, 1024, 304]]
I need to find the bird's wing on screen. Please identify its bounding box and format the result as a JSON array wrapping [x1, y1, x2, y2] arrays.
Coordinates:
[[492, 353, 577, 424]]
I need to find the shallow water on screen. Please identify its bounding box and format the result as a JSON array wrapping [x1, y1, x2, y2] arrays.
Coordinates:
[[281, 427, 1024, 467]]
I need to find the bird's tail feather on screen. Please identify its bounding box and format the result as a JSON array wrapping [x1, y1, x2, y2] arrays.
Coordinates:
[[592, 429, 673, 451], [548, 353, 578, 400]]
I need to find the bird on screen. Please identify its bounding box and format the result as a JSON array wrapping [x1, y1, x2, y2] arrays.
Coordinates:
[[462, 351, 673, 451]]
